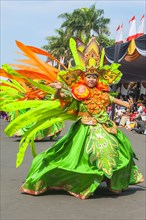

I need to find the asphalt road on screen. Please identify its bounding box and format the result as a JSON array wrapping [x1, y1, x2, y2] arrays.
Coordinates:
[[0, 119, 146, 220]]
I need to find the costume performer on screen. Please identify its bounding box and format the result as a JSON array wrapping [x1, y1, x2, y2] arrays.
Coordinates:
[[1, 37, 144, 199]]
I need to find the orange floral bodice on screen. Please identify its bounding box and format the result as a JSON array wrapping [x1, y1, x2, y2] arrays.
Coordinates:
[[71, 83, 112, 125], [82, 87, 110, 115]]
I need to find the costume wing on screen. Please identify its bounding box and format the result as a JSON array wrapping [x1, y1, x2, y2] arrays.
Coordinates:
[[99, 63, 123, 85], [2, 99, 76, 167]]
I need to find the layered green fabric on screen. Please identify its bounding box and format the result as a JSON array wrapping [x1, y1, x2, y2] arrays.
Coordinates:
[[21, 120, 143, 198]]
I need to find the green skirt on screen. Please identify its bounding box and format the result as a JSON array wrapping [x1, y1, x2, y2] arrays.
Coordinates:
[[20, 119, 143, 199]]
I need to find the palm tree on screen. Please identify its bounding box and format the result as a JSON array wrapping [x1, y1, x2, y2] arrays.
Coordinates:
[[43, 4, 114, 65], [58, 4, 111, 43], [42, 29, 72, 66]]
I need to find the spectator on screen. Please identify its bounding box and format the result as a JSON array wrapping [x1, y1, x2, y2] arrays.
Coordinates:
[[118, 108, 130, 127], [132, 103, 146, 134]]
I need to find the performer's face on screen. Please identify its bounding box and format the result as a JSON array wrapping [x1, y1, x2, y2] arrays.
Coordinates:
[[85, 74, 98, 88]]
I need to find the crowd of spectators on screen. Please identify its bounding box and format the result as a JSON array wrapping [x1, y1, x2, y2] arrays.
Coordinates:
[[113, 93, 146, 135]]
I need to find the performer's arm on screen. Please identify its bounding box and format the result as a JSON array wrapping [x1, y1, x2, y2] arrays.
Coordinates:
[[113, 97, 133, 109], [49, 82, 65, 99]]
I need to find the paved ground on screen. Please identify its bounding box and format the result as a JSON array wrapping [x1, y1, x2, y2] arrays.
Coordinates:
[[0, 119, 146, 220]]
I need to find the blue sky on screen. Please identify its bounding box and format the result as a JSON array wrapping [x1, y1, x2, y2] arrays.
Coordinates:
[[1, 0, 145, 65]]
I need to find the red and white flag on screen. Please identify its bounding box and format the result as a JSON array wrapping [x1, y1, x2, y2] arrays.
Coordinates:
[[136, 15, 145, 38], [126, 16, 137, 41], [115, 24, 123, 43]]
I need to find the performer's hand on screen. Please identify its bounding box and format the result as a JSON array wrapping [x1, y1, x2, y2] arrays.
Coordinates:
[[128, 97, 134, 109], [49, 81, 62, 90]]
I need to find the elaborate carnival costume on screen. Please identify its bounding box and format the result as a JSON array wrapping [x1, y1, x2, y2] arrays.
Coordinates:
[[0, 37, 144, 199]]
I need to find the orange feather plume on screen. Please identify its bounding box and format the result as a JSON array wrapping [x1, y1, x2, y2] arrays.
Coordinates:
[[15, 41, 58, 82]]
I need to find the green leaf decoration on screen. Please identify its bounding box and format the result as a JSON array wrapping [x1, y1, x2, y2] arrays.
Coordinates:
[[109, 92, 119, 97], [69, 38, 81, 66], [99, 48, 105, 68]]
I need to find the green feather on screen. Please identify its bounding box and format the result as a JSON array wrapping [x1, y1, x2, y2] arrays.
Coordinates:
[[1, 100, 52, 112], [2, 64, 55, 94], [69, 38, 81, 66], [30, 139, 37, 158], [16, 113, 76, 167], [4, 100, 61, 136], [0, 79, 26, 93]]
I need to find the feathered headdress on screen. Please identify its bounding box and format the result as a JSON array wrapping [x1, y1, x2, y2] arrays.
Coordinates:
[[57, 36, 122, 87]]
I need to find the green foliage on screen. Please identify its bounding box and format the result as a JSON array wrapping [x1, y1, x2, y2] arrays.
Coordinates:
[[96, 34, 115, 47]]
